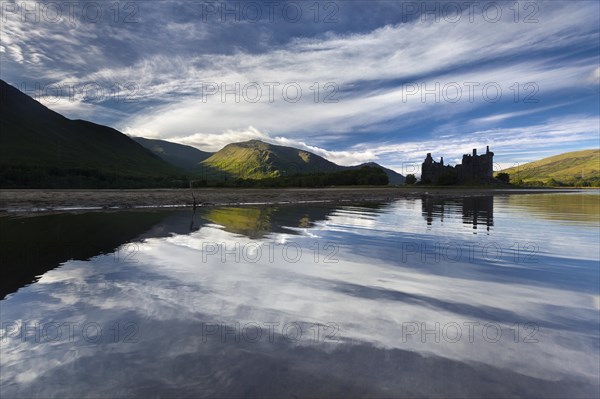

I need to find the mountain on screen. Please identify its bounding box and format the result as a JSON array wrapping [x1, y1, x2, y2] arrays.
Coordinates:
[[1, 79, 402, 188], [198, 139, 404, 184], [498, 149, 599, 186], [0, 80, 180, 188], [356, 162, 405, 185], [199, 139, 341, 179], [132, 137, 212, 169]]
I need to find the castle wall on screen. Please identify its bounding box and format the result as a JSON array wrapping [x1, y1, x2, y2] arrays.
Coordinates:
[[421, 147, 494, 184]]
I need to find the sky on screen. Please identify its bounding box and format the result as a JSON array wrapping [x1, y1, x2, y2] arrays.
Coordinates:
[[1, 0, 599, 173]]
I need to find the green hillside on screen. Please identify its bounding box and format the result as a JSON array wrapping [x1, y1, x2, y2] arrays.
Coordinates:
[[197, 139, 404, 184], [498, 149, 600, 187], [0, 80, 182, 188], [199, 139, 341, 180], [132, 137, 212, 169]]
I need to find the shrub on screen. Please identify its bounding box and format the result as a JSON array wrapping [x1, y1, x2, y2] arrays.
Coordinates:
[[496, 172, 510, 184]]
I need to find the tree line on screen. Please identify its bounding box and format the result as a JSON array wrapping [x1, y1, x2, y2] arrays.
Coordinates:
[[0, 164, 389, 189]]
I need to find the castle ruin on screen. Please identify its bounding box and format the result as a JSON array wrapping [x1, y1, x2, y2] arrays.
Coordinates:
[[421, 146, 494, 184]]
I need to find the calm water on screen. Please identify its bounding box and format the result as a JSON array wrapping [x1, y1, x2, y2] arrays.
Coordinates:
[[1, 192, 599, 398]]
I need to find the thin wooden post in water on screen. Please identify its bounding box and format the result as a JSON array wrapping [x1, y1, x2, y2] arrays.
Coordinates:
[[189, 181, 197, 210]]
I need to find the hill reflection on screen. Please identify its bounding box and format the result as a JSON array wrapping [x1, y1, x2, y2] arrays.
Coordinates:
[[506, 193, 600, 226], [201, 205, 335, 239], [0, 205, 338, 298]]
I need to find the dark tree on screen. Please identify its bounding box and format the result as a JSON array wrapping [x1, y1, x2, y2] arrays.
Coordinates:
[[405, 174, 417, 185], [496, 172, 510, 184]]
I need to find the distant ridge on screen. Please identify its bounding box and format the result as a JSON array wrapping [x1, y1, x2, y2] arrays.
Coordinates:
[[355, 162, 405, 185], [132, 137, 212, 169]]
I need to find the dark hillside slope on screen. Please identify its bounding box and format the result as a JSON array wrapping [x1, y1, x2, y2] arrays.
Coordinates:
[[0, 80, 180, 188]]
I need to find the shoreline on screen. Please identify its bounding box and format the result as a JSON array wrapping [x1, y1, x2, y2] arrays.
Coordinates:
[[0, 187, 587, 214]]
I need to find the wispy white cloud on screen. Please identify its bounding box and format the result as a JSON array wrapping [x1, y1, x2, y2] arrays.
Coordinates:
[[470, 103, 574, 124], [102, 1, 598, 149]]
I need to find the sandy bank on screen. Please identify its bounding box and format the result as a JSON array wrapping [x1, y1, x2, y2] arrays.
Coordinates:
[[0, 187, 582, 213]]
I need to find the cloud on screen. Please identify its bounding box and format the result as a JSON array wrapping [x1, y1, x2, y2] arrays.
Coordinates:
[[114, 58, 597, 154], [1, 0, 598, 168], [470, 104, 574, 124], [96, 1, 597, 148], [591, 67, 600, 84], [166, 127, 269, 152], [268, 136, 378, 166]]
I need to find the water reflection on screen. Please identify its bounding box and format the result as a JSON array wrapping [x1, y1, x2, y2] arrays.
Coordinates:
[[506, 192, 600, 226], [0, 205, 338, 298], [422, 195, 494, 231], [0, 211, 176, 299], [1, 193, 599, 398], [201, 205, 337, 238]]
